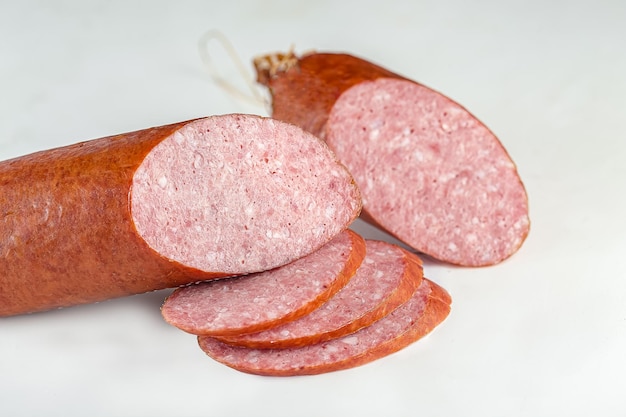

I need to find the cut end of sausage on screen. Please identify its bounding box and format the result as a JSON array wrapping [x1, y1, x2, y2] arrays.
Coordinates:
[[131, 115, 361, 274], [326, 78, 530, 266]]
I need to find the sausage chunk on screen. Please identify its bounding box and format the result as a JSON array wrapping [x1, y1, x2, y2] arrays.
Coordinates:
[[0, 114, 361, 316]]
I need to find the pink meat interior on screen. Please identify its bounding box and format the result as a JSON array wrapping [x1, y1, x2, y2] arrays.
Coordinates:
[[131, 115, 360, 274], [326, 78, 530, 265]]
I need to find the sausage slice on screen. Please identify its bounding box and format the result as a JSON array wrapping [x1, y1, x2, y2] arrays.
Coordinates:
[[197, 277, 451, 376], [216, 239, 423, 348], [161, 229, 366, 336], [0, 114, 361, 316]]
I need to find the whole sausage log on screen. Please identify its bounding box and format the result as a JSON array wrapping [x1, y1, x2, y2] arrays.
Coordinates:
[[0, 114, 362, 316], [254, 52, 530, 266]]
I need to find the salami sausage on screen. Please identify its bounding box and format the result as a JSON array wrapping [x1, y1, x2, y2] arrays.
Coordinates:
[[216, 239, 423, 348], [0, 114, 362, 316], [197, 277, 451, 376], [254, 52, 530, 266], [161, 229, 366, 336]]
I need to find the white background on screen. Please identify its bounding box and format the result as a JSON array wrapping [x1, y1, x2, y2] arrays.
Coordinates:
[[1, 1, 625, 416]]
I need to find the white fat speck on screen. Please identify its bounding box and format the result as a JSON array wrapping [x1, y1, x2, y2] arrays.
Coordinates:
[[266, 229, 290, 239], [413, 150, 424, 162], [280, 330, 291, 337], [312, 226, 324, 237], [195, 225, 202, 232], [193, 152, 205, 169], [173, 132, 185, 144], [245, 206, 255, 216], [402, 127, 411, 136], [448, 242, 458, 252], [440, 172, 456, 182], [466, 233, 477, 243], [325, 205, 336, 218], [342, 336, 359, 346], [471, 217, 480, 225], [374, 270, 384, 279], [369, 129, 380, 140], [364, 258, 375, 264], [514, 218, 528, 229], [157, 176, 168, 189], [325, 345, 339, 353], [373, 92, 391, 102], [312, 280, 321, 288]]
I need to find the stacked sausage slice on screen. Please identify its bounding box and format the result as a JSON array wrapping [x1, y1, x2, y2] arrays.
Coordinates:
[[162, 229, 451, 376]]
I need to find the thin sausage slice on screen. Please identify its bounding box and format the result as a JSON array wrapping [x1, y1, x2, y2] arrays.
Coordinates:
[[161, 229, 366, 336], [0, 114, 362, 316], [197, 277, 451, 376], [216, 239, 423, 348], [254, 52, 530, 266]]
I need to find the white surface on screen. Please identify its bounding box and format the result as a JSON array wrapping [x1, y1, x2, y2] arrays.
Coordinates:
[[1, 0, 625, 416]]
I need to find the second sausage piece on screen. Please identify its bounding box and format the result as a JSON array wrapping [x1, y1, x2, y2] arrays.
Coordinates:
[[254, 52, 530, 266]]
